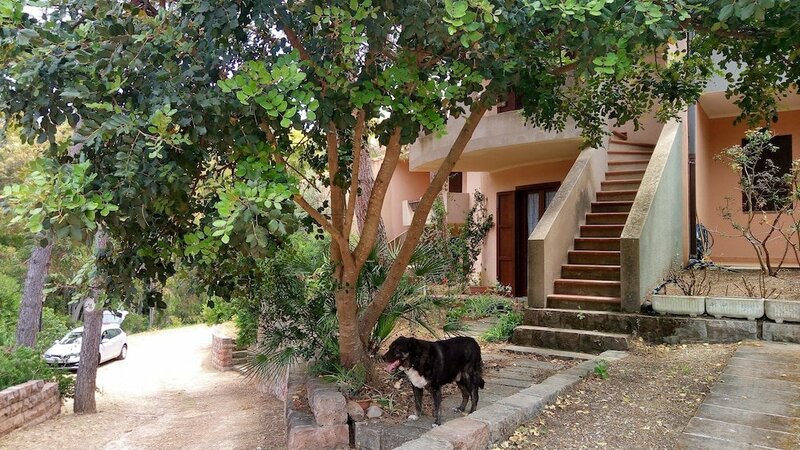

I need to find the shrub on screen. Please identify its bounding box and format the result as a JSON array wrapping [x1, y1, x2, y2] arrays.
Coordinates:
[[0, 346, 74, 397], [35, 307, 74, 354], [482, 310, 523, 342], [0, 273, 21, 348], [122, 312, 149, 335]]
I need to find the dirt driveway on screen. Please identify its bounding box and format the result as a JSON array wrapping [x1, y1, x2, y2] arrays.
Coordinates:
[[0, 325, 285, 450]]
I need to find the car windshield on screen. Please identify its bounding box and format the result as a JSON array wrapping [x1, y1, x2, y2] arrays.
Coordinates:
[[59, 331, 82, 344]]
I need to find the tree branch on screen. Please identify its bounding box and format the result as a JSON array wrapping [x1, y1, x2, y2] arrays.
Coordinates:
[[352, 127, 402, 270], [292, 193, 353, 268], [343, 110, 365, 239], [359, 99, 491, 343]]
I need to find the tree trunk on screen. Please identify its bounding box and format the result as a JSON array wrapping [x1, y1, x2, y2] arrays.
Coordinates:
[[74, 229, 108, 414], [356, 148, 387, 244], [15, 236, 53, 348], [335, 272, 368, 369]]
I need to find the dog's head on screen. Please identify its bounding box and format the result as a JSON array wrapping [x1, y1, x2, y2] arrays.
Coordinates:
[[382, 336, 415, 372]]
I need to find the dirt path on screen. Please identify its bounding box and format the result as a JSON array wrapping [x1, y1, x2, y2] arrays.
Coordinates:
[[0, 325, 285, 450]]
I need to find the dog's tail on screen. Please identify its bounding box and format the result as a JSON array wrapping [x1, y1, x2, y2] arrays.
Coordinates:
[[477, 363, 486, 389]]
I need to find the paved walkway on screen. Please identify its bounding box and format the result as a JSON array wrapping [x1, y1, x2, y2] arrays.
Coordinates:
[[356, 316, 584, 449], [678, 341, 800, 450]]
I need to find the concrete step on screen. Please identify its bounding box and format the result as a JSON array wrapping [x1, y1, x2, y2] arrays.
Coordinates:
[[609, 140, 655, 150], [554, 279, 621, 297], [585, 212, 629, 225], [608, 160, 649, 170], [546, 294, 622, 311], [523, 308, 636, 334], [511, 325, 630, 354], [502, 344, 596, 361], [608, 151, 653, 162], [601, 178, 642, 191], [605, 169, 645, 181], [596, 190, 637, 202], [568, 250, 620, 265], [574, 237, 621, 251], [579, 224, 624, 238], [561, 264, 621, 281], [591, 201, 633, 213]]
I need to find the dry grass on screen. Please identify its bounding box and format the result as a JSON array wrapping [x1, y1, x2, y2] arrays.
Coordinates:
[[665, 267, 800, 300]]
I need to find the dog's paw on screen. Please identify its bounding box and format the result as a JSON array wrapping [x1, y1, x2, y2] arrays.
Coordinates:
[[452, 407, 464, 413], [431, 423, 439, 428], [407, 414, 419, 421]]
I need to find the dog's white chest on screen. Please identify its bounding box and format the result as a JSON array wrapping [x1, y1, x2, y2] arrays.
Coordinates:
[[400, 367, 429, 388]]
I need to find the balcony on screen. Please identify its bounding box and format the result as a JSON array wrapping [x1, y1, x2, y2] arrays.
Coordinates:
[[401, 192, 472, 227], [700, 55, 800, 118], [408, 110, 582, 173]]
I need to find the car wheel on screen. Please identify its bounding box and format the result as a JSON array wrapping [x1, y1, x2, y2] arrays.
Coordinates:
[[118, 344, 128, 360]]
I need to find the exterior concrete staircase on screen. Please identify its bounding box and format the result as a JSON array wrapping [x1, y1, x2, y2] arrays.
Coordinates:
[[512, 140, 655, 355]]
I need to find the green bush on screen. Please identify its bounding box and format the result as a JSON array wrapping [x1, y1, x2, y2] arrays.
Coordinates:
[[446, 295, 512, 324], [35, 307, 74, 354], [122, 312, 149, 335], [482, 310, 523, 342], [202, 298, 236, 325], [0, 346, 74, 397], [0, 273, 21, 348]]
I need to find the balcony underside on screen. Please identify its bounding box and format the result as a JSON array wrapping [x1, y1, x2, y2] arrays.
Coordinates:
[[408, 110, 582, 172]]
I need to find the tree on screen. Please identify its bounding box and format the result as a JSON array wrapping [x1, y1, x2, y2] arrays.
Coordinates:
[[2, 0, 799, 370], [14, 237, 52, 347], [73, 229, 107, 414]]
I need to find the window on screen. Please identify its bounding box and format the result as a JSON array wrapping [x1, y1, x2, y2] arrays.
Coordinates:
[[742, 134, 792, 212], [497, 91, 523, 113], [449, 172, 463, 193]]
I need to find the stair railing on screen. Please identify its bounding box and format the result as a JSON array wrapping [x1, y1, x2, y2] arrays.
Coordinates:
[[619, 120, 685, 312], [528, 139, 608, 308]]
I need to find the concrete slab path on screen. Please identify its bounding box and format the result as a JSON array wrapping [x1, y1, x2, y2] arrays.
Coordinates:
[[677, 341, 800, 450]]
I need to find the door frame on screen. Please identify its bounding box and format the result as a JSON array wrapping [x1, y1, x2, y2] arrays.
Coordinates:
[[496, 183, 560, 297]]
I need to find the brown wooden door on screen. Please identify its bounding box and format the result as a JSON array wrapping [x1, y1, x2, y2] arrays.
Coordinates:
[[515, 184, 559, 297], [496, 191, 516, 295]]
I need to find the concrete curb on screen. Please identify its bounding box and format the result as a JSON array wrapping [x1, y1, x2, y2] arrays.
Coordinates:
[[395, 350, 628, 450]]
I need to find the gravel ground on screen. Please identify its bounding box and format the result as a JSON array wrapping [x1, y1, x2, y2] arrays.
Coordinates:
[[493, 341, 737, 450], [0, 325, 285, 450]]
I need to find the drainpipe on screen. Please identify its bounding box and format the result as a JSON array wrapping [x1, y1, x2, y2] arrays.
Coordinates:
[[688, 104, 698, 261]]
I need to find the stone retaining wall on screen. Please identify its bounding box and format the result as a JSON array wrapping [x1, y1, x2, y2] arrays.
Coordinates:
[[211, 331, 236, 371], [284, 369, 350, 450], [0, 380, 60, 437]]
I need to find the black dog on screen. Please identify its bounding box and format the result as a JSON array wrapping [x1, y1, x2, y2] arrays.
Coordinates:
[[383, 336, 485, 425]]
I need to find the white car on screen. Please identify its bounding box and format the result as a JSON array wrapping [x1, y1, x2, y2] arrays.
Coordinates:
[[44, 319, 128, 369]]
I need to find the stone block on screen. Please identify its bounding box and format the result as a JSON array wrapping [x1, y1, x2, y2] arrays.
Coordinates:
[[380, 423, 430, 449], [598, 350, 628, 360], [468, 402, 525, 443], [354, 421, 383, 450], [497, 393, 546, 419], [286, 409, 315, 434], [762, 322, 800, 344], [306, 379, 347, 426], [423, 417, 489, 450], [394, 436, 455, 450], [287, 422, 349, 450], [705, 319, 757, 342], [518, 382, 568, 403], [347, 400, 366, 422], [638, 315, 707, 344], [706, 297, 764, 321]]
